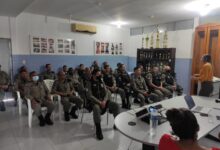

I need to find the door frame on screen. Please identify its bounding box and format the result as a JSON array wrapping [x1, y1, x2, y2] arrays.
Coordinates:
[[0, 38, 13, 83]]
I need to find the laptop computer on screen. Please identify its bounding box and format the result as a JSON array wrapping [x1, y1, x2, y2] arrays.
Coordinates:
[[184, 95, 211, 114], [135, 108, 167, 125]]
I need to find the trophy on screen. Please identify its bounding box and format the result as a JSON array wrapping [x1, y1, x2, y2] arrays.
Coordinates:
[[156, 29, 160, 48], [163, 31, 168, 48], [150, 34, 154, 48], [145, 35, 149, 49], [142, 37, 144, 48]]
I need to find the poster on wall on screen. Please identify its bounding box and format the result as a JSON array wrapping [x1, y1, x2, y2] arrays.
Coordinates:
[[95, 41, 123, 55], [30, 36, 76, 55]]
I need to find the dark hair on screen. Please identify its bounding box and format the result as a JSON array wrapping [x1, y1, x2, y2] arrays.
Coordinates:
[[30, 71, 36, 77], [202, 54, 211, 63], [63, 65, 67, 68], [166, 108, 199, 140], [117, 62, 122, 67], [45, 64, 51, 68], [104, 64, 110, 70], [133, 66, 140, 72], [92, 69, 100, 75]]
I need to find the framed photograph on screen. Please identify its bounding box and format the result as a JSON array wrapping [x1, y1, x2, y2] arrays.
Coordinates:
[[95, 41, 123, 55], [30, 36, 77, 55]]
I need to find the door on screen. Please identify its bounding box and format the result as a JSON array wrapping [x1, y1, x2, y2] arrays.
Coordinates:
[[207, 26, 220, 77], [0, 38, 12, 80], [191, 27, 208, 94]]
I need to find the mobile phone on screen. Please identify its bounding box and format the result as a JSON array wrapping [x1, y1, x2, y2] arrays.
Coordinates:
[[200, 113, 208, 117]]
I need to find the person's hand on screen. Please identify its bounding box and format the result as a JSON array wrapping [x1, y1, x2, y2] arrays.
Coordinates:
[[143, 92, 148, 96], [31, 99, 38, 107], [158, 86, 163, 91], [0, 85, 8, 90], [100, 101, 106, 109], [192, 76, 197, 80]]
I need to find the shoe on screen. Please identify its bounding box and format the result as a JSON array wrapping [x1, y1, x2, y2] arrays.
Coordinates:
[[45, 113, 53, 125], [38, 115, 45, 127], [70, 106, 78, 119], [113, 124, 117, 130], [134, 98, 140, 104], [64, 112, 70, 122], [122, 104, 127, 109], [95, 123, 103, 140]]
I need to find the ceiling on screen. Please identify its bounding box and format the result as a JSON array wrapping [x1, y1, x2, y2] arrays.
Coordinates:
[[0, 0, 35, 17], [1, 0, 220, 28]]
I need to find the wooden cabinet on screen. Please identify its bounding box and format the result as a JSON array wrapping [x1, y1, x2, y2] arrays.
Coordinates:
[[137, 48, 176, 72], [191, 23, 220, 94]]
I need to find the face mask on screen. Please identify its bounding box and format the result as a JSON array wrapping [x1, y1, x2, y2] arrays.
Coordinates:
[[32, 76, 39, 82]]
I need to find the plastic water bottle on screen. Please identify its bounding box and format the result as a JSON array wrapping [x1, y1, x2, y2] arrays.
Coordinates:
[[149, 108, 158, 136]]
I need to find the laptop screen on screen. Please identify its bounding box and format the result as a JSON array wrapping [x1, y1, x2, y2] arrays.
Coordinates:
[[184, 95, 195, 109]]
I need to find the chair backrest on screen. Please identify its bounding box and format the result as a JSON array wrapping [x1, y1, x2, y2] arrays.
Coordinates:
[[43, 79, 54, 93]]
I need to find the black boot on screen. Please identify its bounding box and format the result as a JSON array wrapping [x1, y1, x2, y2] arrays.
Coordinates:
[[95, 123, 103, 140], [38, 115, 45, 127], [45, 113, 53, 125], [70, 106, 78, 119], [64, 112, 70, 122]]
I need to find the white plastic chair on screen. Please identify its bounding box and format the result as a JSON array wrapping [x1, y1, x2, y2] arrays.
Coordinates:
[[43, 79, 61, 120], [17, 91, 22, 115], [27, 98, 48, 128]]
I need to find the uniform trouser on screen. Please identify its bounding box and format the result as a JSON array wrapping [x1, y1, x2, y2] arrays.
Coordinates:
[[111, 88, 127, 105], [93, 101, 120, 124], [137, 92, 160, 107], [120, 86, 131, 106], [165, 84, 183, 96], [199, 81, 213, 97], [32, 100, 55, 117], [0, 90, 5, 101], [61, 96, 83, 112], [154, 88, 172, 99]]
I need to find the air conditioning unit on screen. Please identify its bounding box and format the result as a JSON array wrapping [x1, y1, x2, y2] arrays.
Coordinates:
[[71, 23, 97, 34]]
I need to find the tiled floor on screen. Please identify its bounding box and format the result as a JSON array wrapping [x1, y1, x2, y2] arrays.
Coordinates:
[[0, 94, 219, 150]]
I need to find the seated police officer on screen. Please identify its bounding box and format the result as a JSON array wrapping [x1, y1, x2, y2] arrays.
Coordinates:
[[62, 65, 68, 75], [26, 71, 55, 126], [131, 67, 160, 107], [103, 65, 128, 109], [147, 66, 172, 99], [52, 71, 83, 121], [41, 64, 56, 80], [14, 70, 30, 99], [86, 69, 120, 140], [163, 65, 183, 96], [0, 65, 9, 110], [115, 64, 131, 109]]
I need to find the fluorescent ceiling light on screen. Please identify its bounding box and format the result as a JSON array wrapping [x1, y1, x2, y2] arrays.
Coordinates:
[[111, 21, 127, 28], [185, 0, 220, 16]]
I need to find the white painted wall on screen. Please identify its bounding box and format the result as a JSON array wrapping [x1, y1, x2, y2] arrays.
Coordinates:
[[0, 13, 194, 59], [0, 16, 11, 39], [128, 29, 194, 59], [14, 13, 130, 55]]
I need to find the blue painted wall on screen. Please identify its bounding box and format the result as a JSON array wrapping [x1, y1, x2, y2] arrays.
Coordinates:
[[12, 55, 129, 75], [12, 55, 192, 94]]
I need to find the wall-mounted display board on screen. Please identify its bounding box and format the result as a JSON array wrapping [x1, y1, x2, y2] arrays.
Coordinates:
[[95, 41, 123, 55], [31, 36, 76, 55]]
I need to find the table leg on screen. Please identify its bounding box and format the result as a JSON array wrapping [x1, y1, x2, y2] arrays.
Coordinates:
[[142, 144, 155, 150]]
